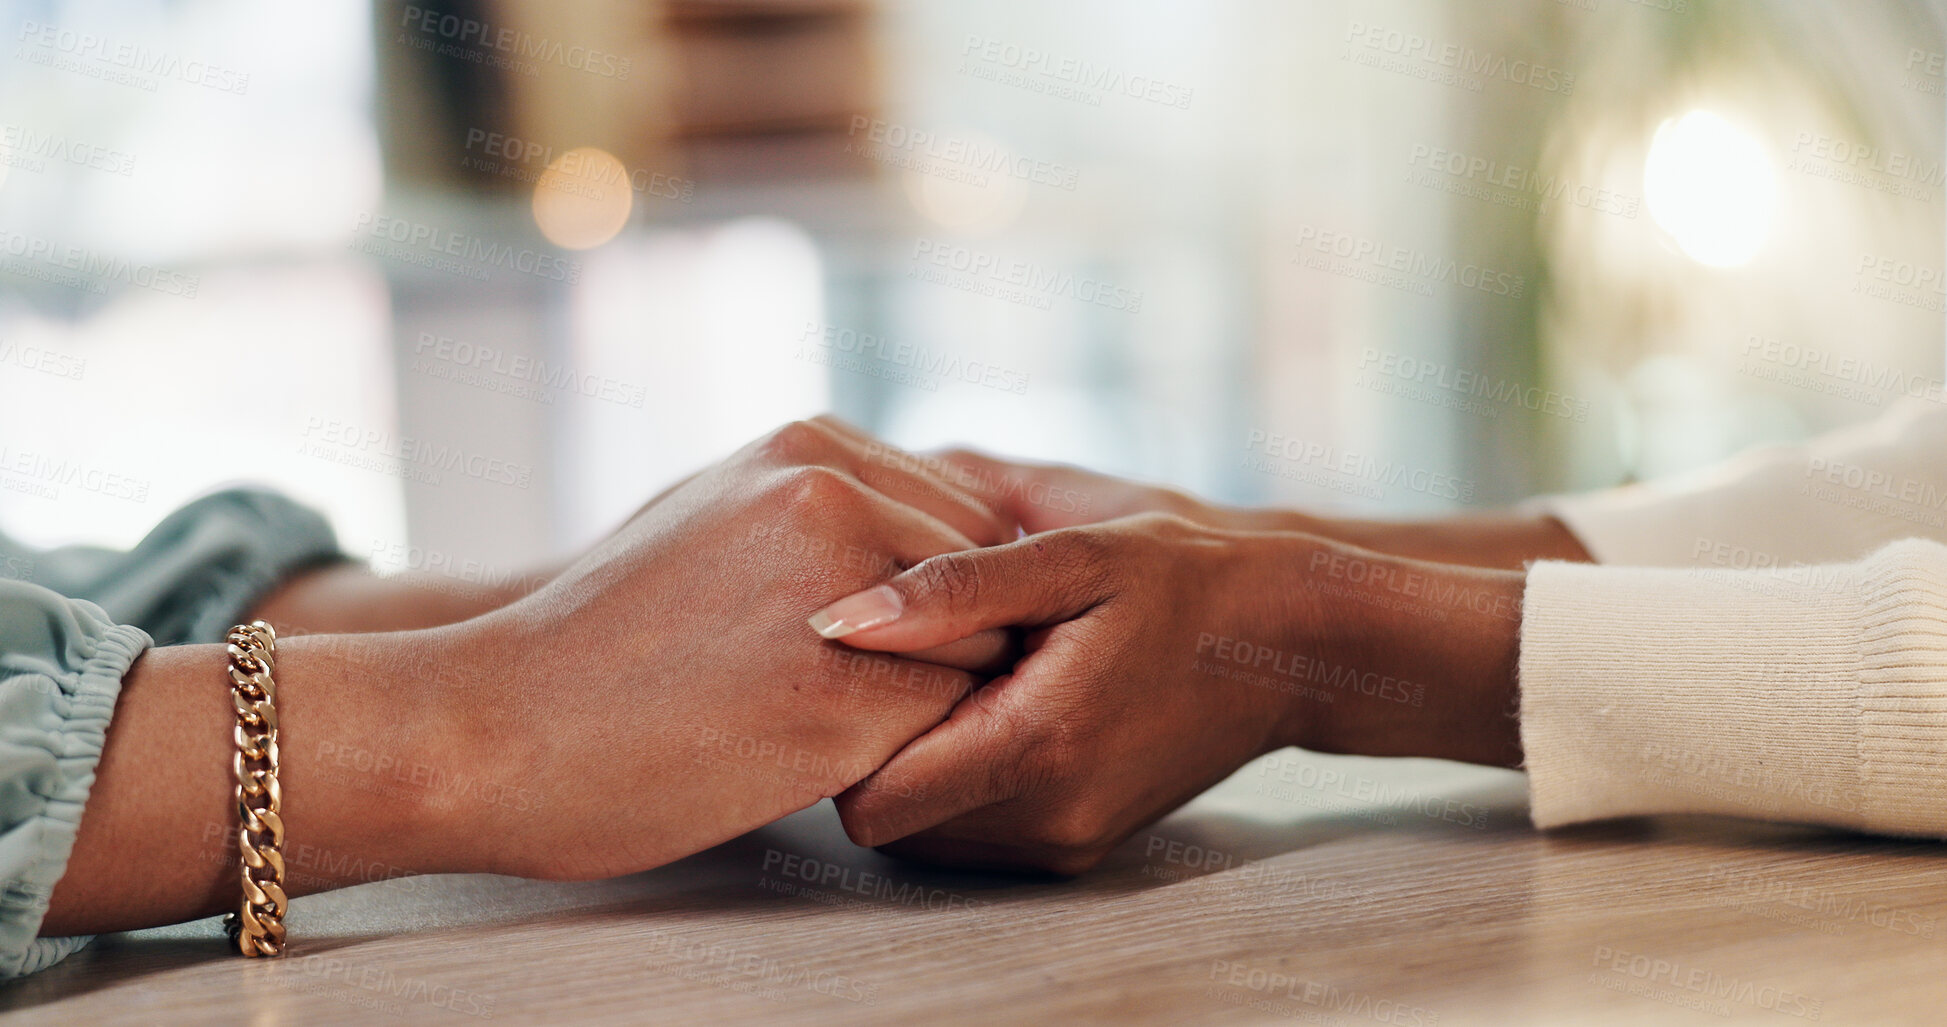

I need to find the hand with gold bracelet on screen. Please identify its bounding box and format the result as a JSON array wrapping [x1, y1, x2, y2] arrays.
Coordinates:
[[42, 420, 1017, 938]]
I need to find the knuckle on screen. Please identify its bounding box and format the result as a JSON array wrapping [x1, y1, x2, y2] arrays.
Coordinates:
[[907, 552, 985, 612], [1031, 808, 1114, 863], [758, 419, 838, 465], [773, 464, 863, 513], [1042, 528, 1117, 590]]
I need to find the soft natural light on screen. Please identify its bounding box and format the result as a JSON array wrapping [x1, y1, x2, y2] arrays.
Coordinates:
[[1643, 109, 1777, 268]]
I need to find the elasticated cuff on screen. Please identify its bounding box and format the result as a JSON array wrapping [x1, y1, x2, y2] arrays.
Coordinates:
[[0, 590, 151, 977]]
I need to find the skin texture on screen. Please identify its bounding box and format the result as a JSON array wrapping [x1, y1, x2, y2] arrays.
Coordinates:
[[929, 448, 1593, 569], [821, 519, 1529, 875], [45, 419, 1013, 934]]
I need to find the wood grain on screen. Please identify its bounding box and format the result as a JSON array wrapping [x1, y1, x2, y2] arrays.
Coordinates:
[[4, 753, 1942, 1025]]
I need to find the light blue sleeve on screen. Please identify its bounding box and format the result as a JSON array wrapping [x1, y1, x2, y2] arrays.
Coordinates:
[[0, 590, 148, 978], [0, 487, 342, 978], [0, 487, 344, 647]]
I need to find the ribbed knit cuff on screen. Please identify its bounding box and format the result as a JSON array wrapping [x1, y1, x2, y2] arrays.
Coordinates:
[[1520, 552, 1888, 832], [1853, 541, 1947, 830]]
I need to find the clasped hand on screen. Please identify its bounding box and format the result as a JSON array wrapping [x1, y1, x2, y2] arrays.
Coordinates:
[[453, 419, 1520, 881]]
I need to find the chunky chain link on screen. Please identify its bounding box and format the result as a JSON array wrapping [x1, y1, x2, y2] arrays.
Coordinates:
[[223, 620, 286, 957]]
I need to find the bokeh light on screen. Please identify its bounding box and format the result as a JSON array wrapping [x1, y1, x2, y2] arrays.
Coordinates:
[[1644, 109, 1778, 267], [532, 146, 633, 251]]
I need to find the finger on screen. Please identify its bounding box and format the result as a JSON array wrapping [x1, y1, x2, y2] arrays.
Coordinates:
[[930, 448, 1051, 525], [899, 631, 1018, 675], [834, 671, 1035, 844], [815, 644, 981, 740], [755, 419, 1014, 546], [809, 419, 1016, 547], [840, 487, 1014, 671], [806, 529, 1111, 652], [850, 453, 1017, 548], [933, 448, 1102, 534]]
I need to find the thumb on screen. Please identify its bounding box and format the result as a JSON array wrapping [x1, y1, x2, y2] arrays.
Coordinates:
[[806, 530, 1111, 652]]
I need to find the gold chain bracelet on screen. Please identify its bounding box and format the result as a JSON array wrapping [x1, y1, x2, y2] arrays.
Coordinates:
[[223, 620, 286, 957]]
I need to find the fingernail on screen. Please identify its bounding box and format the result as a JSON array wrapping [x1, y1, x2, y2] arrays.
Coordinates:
[[809, 585, 904, 639]]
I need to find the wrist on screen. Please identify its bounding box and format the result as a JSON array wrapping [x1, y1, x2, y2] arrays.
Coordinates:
[[275, 621, 507, 882], [1274, 537, 1525, 767]]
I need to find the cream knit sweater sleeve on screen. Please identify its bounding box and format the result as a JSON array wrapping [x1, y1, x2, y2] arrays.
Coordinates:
[[1517, 400, 1947, 833], [1533, 398, 1947, 568], [1519, 539, 1947, 834]]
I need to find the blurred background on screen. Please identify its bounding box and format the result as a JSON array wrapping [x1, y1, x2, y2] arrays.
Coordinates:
[[1, 0, 1940, 580]]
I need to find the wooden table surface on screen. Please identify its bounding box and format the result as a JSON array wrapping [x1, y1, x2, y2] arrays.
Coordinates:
[[4, 751, 1943, 1025]]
